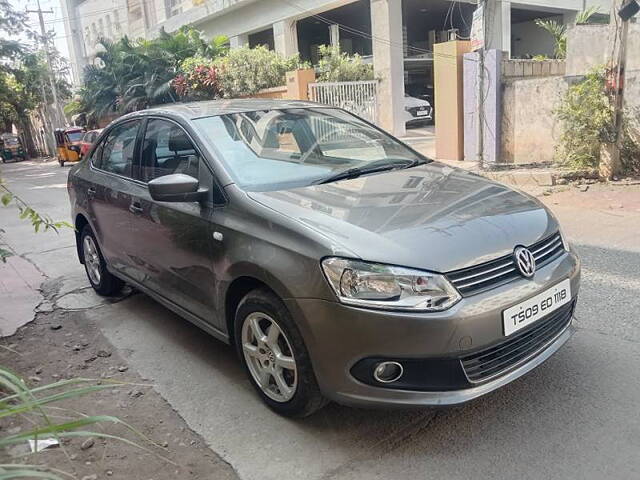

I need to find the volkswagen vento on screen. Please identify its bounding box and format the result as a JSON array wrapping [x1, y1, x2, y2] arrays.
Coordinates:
[[68, 100, 581, 417]]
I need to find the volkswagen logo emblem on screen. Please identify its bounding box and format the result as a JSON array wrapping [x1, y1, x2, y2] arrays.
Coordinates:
[[514, 246, 536, 278]]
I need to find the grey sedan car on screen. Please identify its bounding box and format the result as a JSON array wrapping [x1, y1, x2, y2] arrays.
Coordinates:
[[68, 100, 580, 417]]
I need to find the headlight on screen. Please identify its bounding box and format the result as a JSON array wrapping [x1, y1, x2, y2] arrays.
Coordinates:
[[321, 258, 461, 312]]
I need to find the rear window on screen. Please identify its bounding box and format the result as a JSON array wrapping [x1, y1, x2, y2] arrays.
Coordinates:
[[67, 131, 84, 142]]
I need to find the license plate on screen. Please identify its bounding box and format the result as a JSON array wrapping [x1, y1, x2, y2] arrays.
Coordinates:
[[502, 279, 572, 336], [416, 110, 430, 116]]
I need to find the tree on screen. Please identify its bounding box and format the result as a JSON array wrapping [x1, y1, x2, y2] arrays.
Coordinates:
[[535, 7, 599, 59], [212, 45, 305, 98], [316, 45, 374, 82], [0, 0, 27, 61], [71, 27, 229, 126], [0, 0, 71, 154]]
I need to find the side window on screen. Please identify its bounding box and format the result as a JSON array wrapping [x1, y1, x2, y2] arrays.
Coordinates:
[[90, 138, 104, 167], [140, 119, 201, 182], [99, 121, 140, 177]]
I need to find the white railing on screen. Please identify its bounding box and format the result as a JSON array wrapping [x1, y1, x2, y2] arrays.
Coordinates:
[[308, 80, 378, 125]]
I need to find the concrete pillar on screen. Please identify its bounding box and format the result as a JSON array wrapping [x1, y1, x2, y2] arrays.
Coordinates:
[[463, 49, 502, 164], [370, 0, 405, 137], [230, 33, 249, 49], [273, 19, 298, 57], [60, 0, 86, 85], [286, 68, 316, 100], [486, 0, 511, 58], [329, 24, 340, 48], [434, 40, 471, 161]]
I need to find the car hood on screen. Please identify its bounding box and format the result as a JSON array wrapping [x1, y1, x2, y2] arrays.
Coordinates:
[[404, 96, 431, 108], [247, 162, 557, 273]]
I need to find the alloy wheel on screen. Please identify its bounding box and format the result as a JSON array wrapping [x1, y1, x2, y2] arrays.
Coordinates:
[[241, 312, 298, 402], [83, 235, 102, 285]]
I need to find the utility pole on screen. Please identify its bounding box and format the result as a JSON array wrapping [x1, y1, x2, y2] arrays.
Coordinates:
[[39, 82, 56, 156], [473, 0, 486, 168], [27, 0, 64, 129], [600, 0, 639, 179]]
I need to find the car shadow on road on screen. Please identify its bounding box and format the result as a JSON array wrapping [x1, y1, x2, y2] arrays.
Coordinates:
[[88, 286, 637, 480], [88, 238, 640, 479]]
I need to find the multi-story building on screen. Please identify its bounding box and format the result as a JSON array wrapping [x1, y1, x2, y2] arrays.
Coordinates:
[[62, 0, 610, 135]]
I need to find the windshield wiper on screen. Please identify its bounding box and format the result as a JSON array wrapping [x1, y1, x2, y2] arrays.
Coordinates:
[[314, 159, 414, 185], [406, 157, 429, 168]]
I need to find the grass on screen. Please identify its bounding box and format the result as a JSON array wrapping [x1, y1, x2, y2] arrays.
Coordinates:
[[0, 364, 171, 479]]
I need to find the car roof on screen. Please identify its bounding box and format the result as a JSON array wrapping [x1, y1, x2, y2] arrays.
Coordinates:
[[121, 99, 324, 121]]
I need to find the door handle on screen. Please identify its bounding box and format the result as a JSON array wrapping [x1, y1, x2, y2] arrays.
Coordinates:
[[129, 201, 143, 214]]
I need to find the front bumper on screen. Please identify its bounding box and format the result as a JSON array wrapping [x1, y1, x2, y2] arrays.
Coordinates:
[[405, 115, 432, 125], [285, 251, 580, 408]]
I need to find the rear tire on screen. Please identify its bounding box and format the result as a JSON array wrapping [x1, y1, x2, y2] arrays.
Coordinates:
[[234, 288, 327, 418], [59, 159, 64, 167], [80, 225, 124, 296]]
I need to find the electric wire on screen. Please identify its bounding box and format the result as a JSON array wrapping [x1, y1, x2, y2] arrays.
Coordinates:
[[276, 0, 476, 62]]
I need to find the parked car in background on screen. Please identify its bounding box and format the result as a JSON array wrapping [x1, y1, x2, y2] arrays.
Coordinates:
[[405, 83, 434, 105], [68, 99, 580, 418], [403, 94, 433, 127], [79, 129, 103, 158]]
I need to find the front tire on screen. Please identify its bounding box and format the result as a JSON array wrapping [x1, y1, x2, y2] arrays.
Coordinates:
[[80, 225, 124, 296], [234, 288, 326, 418]]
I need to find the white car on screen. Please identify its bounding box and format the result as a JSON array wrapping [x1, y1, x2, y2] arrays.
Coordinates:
[[402, 94, 433, 127]]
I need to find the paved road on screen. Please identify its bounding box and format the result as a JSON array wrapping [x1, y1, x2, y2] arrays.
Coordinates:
[[2, 159, 639, 480]]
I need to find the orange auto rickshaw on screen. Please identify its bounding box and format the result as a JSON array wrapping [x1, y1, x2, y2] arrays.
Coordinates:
[[55, 127, 85, 167]]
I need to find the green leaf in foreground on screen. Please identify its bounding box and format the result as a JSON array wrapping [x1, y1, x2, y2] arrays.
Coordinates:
[[1, 364, 176, 476]]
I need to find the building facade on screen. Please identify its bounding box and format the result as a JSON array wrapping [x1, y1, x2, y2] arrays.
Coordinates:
[[62, 0, 611, 136]]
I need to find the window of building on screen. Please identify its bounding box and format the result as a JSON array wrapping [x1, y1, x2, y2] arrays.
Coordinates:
[[105, 15, 113, 38], [90, 23, 98, 46], [113, 11, 121, 32]]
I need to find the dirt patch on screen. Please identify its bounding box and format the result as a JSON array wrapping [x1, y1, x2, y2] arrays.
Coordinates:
[[0, 307, 239, 480]]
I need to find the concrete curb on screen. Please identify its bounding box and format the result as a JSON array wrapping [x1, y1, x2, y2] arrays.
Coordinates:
[[433, 158, 598, 188]]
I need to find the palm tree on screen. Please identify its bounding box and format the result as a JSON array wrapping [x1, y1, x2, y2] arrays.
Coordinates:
[[535, 6, 599, 59], [74, 28, 229, 125]]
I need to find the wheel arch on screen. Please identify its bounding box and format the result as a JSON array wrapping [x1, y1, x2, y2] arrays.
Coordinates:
[[74, 213, 90, 263], [224, 276, 279, 345]]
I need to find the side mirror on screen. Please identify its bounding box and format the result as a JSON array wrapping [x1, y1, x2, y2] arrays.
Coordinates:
[[148, 174, 207, 203]]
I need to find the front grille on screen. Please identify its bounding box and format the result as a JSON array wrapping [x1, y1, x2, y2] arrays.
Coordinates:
[[460, 299, 575, 383], [408, 106, 433, 117], [446, 232, 565, 297]]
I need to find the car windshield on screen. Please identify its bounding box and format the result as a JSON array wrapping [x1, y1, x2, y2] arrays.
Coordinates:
[[67, 131, 84, 142], [193, 107, 426, 191]]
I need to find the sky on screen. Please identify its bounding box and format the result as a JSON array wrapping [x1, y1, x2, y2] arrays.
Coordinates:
[[13, 0, 71, 60]]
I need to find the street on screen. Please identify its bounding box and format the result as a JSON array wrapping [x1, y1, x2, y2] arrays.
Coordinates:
[[2, 158, 640, 480]]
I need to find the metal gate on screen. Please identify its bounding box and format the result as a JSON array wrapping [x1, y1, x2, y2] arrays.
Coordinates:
[[308, 80, 378, 124]]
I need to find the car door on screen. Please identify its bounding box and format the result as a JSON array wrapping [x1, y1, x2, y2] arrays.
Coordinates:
[[86, 120, 143, 278], [127, 117, 219, 322]]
